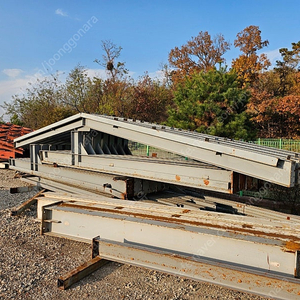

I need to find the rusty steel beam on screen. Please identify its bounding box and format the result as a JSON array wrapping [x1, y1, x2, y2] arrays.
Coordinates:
[[57, 256, 110, 290], [11, 189, 46, 216], [93, 237, 300, 300]]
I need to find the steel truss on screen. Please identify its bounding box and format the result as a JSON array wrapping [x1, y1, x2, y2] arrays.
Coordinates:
[[13, 113, 300, 187]]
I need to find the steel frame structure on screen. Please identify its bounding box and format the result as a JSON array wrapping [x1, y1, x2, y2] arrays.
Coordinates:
[[13, 113, 300, 187]]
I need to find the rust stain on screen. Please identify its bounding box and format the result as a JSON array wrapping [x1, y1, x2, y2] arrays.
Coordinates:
[[242, 224, 253, 229], [203, 180, 209, 186], [171, 214, 181, 218], [175, 175, 181, 181], [182, 209, 191, 214], [285, 241, 300, 252]]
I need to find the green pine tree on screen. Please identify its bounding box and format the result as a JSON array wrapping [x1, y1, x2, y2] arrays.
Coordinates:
[[167, 67, 256, 140]]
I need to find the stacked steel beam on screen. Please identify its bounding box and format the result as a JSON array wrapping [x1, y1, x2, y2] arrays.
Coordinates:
[[0, 123, 32, 161]]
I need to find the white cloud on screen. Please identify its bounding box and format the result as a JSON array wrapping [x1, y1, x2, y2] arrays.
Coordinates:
[[2, 68, 24, 78], [0, 72, 52, 115], [263, 48, 282, 65], [0, 76, 30, 118], [85, 68, 108, 79], [55, 9, 68, 17], [147, 70, 166, 82]]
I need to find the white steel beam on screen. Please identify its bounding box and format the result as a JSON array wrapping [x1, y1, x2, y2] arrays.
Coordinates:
[[9, 159, 129, 199], [12, 113, 300, 187], [94, 237, 300, 300], [40, 151, 233, 193], [41, 196, 300, 278]]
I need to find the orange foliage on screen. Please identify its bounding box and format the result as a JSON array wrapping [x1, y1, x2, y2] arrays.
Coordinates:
[[249, 93, 300, 138], [168, 31, 230, 85], [232, 26, 270, 85]]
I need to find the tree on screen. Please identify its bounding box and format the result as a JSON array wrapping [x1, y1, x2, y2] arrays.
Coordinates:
[[274, 41, 300, 96], [63, 65, 94, 113], [92, 40, 133, 116], [127, 74, 173, 123], [232, 25, 270, 85], [247, 42, 300, 138], [94, 40, 128, 81], [3, 74, 74, 129], [168, 31, 230, 85], [167, 67, 255, 140], [249, 90, 300, 138]]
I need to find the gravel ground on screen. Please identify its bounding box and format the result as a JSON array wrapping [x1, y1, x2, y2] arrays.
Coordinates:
[[0, 168, 270, 300]]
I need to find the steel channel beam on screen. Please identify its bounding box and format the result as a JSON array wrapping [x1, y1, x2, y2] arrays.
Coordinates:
[[41, 199, 300, 277], [57, 256, 109, 290], [93, 237, 300, 300], [14, 115, 84, 148], [10, 158, 166, 200], [39, 191, 300, 227], [9, 159, 129, 199], [20, 176, 101, 196], [40, 151, 233, 193], [84, 118, 295, 187]]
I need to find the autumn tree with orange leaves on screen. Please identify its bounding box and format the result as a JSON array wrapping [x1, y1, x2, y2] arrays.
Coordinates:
[[249, 42, 300, 138], [168, 31, 230, 85], [232, 25, 270, 86]]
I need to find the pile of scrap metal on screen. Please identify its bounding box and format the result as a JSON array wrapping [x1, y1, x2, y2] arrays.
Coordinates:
[[0, 123, 32, 161], [8, 113, 300, 299]]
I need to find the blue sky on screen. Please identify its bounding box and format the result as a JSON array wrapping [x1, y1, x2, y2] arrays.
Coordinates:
[[0, 0, 300, 113]]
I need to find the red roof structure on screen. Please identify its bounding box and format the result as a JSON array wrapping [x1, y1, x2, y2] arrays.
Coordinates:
[[0, 123, 32, 161]]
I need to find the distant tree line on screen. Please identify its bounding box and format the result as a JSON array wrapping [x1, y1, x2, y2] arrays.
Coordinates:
[[3, 27, 300, 140]]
